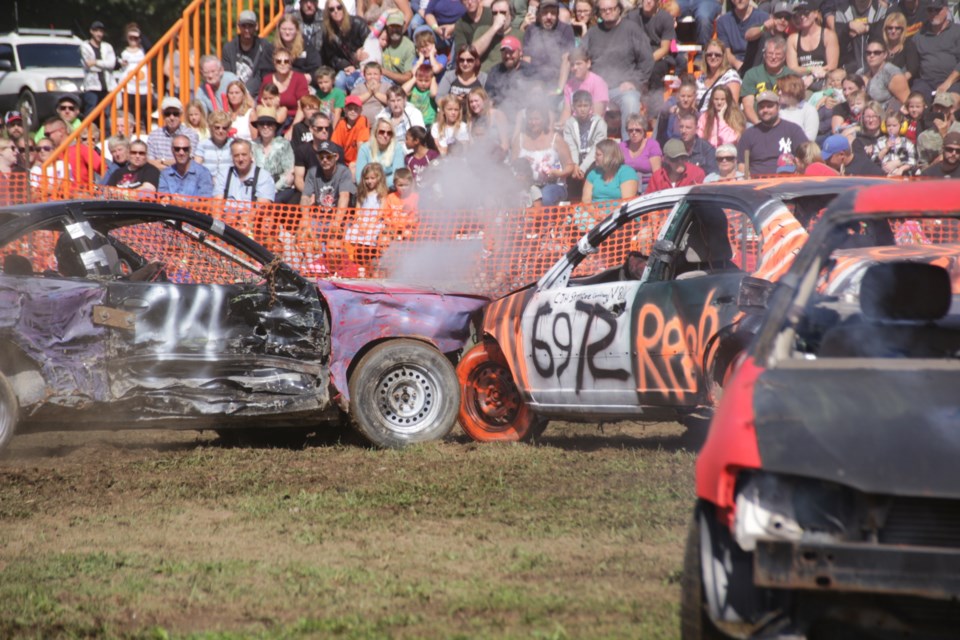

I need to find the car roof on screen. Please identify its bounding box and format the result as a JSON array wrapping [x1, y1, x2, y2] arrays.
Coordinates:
[[826, 179, 960, 219], [0, 31, 81, 44], [679, 176, 892, 208], [0, 199, 281, 269]]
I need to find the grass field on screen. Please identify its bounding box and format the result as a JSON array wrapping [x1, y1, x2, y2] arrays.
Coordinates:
[[0, 421, 698, 639]]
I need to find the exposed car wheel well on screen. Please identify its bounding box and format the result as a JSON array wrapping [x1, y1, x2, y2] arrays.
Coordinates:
[[345, 336, 453, 384], [704, 328, 753, 405], [0, 341, 44, 408]]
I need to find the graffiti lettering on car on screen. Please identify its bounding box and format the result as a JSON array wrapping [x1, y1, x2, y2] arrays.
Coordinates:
[[635, 291, 719, 401]]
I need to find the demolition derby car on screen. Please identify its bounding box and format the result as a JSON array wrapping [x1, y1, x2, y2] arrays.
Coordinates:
[[456, 177, 888, 441], [0, 200, 487, 452], [682, 180, 960, 639]]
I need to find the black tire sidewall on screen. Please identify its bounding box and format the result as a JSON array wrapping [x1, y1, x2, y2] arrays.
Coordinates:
[[349, 340, 459, 448]]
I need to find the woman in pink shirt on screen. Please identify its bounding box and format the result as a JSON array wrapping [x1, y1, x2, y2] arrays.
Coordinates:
[[697, 85, 745, 147], [561, 48, 608, 122]]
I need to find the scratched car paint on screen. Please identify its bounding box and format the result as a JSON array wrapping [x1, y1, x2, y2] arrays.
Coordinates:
[[456, 178, 890, 442], [0, 200, 487, 451], [683, 180, 960, 640]]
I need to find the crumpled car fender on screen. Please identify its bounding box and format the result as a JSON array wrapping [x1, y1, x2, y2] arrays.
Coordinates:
[[315, 279, 488, 407]]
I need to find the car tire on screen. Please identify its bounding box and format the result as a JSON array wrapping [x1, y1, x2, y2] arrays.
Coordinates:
[[348, 339, 459, 448], [457, 340, 547, 443], [17, 90, 38, 132], [680, 504, 728, 640], [0, 372, 19, 454], [683, 501, 775, 638]]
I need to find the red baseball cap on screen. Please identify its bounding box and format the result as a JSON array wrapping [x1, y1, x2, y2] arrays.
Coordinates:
[[344, 95, 364, 108], [500, 35, 521, 51]]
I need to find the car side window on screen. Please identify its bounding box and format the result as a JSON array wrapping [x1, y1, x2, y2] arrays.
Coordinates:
[[106, 219, 264, 285], [0, 45, 13, 67], [0, 221, 91, 278], [569, 208, 671, 282], [670, 203, 758, 280]]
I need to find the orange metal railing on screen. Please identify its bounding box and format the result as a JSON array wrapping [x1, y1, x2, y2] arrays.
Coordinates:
[[43, 0, 285, 185]]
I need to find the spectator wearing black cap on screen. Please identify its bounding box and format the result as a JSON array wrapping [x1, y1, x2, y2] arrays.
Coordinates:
[[32, 94, 82, 144], [786, 1, 840, 90], [79, 20, 116, 117], [301, 140, 354, 211], [912, 0, 960, 101], [922, 130, 960, 177], [222, 10, 274, 97]]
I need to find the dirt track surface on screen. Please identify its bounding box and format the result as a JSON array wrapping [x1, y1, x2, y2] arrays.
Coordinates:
[[0, 421, 698, 639]]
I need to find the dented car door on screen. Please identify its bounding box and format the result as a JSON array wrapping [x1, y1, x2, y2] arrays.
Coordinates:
[[91, 213, 330, 418]]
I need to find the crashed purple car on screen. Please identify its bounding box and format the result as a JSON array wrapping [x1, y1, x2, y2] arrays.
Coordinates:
[[0, 200, 487, 450]]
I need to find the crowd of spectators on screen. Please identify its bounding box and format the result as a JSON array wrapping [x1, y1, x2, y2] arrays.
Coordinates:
[[5, 0, 960, 212]]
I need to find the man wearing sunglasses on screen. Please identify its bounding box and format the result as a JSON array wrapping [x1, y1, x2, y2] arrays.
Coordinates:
[[159, 135, 214, 197], [294, 112, 344, 193], [146, 96, 200, 171], [32, 94, 83, 145], [222, 10, 274, 96], [105, 140, 159, 192], [922, 130, 960, 177], [913, 0, 960, 101]]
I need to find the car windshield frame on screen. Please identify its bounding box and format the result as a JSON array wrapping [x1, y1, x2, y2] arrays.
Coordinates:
[[16, 42, 81, 69]]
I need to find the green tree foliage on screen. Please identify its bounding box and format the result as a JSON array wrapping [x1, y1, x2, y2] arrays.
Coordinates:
[[4, 0, 192, 45]]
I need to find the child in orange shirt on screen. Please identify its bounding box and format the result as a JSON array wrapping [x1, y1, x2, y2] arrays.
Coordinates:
[[332, 95, 370, 173], [383, 168, 419, 240]]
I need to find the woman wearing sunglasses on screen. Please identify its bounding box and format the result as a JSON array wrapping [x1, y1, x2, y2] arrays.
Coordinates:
[[882, 12, 918, 82], [30, 137, 67, 190], [356, 118, 406, 188], [320, 0, 371, 93], [260, 48, 310, 132], [438, 45, 487, 100], [696, 39, 741, 111]]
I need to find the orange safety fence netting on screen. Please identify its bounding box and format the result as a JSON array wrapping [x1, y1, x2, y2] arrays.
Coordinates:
[[3, 176, 648, 297], [2, 176, 960, 298]]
